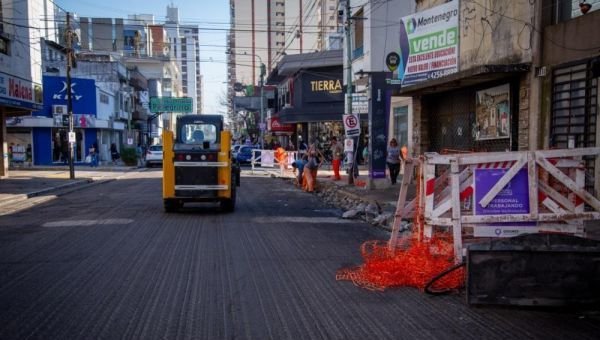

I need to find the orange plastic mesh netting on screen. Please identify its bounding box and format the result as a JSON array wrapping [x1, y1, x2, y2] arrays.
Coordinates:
[[336, 234, 465, 292]]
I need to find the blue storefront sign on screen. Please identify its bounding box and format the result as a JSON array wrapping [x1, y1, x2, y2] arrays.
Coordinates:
[[37, 76, 97, 117]]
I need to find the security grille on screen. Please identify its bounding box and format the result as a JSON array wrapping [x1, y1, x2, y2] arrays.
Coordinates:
[[427, 89, 511, 153], [550, 61, 598, 192]]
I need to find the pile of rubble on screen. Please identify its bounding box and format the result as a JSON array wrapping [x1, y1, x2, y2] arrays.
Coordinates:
[[315, 183, 411, 233]]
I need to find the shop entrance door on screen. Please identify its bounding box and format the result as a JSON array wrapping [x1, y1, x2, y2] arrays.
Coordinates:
[[52, 128, 84, 163]]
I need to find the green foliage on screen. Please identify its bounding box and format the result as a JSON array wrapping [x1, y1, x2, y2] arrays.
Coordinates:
[[120, 147, 138, 166]]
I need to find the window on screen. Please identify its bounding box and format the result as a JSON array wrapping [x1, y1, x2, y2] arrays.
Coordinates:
[[393, 106, 409, 149], [552, 0, 599, 23], [0, 36, 8, 55], [550, 61, 599, 191], [180, 123, 218, 144], [0, 1, 3, 34], [352, 9, 364, 59]]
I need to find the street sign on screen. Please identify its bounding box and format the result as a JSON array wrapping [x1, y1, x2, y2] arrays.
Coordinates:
[[344, 138, 354, 152], [150, 97, 193, 113], [68, 132, 76, 143], [343, 113, 360, 137]]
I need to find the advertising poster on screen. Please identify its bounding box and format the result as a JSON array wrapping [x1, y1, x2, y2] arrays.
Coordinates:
[[475, 84, 510, 140], [398, 1, 459, 86]]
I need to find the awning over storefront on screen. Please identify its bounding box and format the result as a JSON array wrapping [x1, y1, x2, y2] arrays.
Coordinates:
[[398, 63, 531, 96], [278, 104, 343, 124]]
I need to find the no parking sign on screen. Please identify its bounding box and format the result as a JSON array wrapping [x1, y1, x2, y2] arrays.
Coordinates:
[[343, 113, 360, 137]]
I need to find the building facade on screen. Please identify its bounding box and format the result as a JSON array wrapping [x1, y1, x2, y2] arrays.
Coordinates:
[[267, 49, 344, 150], [228, 0, 344, 138], [0, 0, 56, 174]]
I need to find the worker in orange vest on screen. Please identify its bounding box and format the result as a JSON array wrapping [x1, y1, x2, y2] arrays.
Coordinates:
[[274, 143, 288, 173]]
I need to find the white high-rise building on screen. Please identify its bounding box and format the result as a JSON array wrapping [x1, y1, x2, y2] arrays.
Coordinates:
[[227, 0, 342, 116], [165, 5, 203, 114]]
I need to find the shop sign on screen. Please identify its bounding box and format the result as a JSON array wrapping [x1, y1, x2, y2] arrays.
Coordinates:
[[302, 73, 344, 103], [43, 76, 96, 116], [0, 73, 43, 110], [475, 84, 510, 140], [398, 1, 459, 86], [268, 116, 294, 132]]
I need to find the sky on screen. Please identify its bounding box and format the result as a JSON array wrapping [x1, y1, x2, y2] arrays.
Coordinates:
[[55, 0, 230, 114]]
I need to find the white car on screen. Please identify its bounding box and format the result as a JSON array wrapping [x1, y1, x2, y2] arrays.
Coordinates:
[[145, 145, 163, 167]]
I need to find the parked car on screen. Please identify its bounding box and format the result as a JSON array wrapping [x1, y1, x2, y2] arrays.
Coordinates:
[[231, 144, 242, 159], [235, 145, 260, 164], [145, 145, 163, 167]]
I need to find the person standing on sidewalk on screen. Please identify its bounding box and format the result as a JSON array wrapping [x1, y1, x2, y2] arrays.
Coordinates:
[[330, 136, 343, 181], [386, 138, 401, 185]]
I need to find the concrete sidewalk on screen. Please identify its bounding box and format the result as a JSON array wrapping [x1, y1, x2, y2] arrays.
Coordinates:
[[0, 165, 140, 206]]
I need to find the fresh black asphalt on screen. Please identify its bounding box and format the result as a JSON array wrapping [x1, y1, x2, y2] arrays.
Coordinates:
[[0, 170, 598, 339]]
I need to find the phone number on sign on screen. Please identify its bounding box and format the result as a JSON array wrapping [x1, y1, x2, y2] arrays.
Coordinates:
[[428, 68, 458, 80]]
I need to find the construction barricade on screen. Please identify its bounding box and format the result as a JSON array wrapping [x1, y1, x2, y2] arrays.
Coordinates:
[[339, 148, 600, 293], [390, 147, 600, 263]]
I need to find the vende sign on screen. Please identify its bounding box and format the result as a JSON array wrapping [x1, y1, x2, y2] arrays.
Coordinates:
[[398, 1, 459, 86], [0, 72, 43, 110]]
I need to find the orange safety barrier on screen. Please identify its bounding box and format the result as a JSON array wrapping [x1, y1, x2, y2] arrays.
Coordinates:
[[336, 231, 465, 292], [337, 159, 465, 292]]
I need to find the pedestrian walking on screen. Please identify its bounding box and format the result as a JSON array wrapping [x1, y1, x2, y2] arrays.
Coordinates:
[[110, 143, 120, 165], [386, 138, 401, 184], [136, 143, 143, 167], [26, 144, 32, 167], [89, 142, 98, 167], [330, 136, 343, 180]]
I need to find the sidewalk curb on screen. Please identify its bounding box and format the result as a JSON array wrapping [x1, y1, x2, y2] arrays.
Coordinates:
[[0, 177, 117, 208]]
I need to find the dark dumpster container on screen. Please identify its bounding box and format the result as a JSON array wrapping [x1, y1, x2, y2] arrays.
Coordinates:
[[467, 233, 600, 306]]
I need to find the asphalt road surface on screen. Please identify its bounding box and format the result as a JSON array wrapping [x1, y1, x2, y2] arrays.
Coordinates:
[[0, 169, 598, 339]]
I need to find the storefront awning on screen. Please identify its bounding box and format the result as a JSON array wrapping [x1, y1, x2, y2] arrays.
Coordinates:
[[398, 63, 531, 96], [279, 104, 343, 124]]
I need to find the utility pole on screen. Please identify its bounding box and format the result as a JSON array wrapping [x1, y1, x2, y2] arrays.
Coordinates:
[[259, 62, 266, 150], [344, 0, 355, 185], [66, 12, 75, 179]]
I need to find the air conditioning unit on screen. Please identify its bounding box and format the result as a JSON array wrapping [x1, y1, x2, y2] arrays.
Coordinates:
[[52, 105, 68, 116]]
